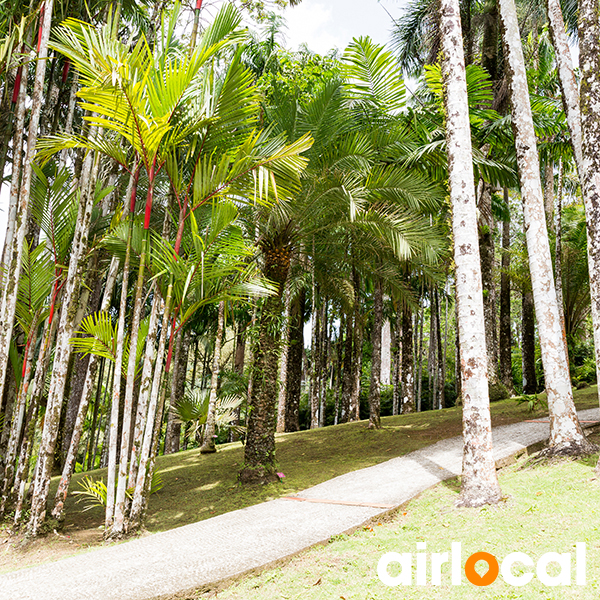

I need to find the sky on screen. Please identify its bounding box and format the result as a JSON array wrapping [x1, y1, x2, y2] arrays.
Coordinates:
[[282, 0, 403, 54]]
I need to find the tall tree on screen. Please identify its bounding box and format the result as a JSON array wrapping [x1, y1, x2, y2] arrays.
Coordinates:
[[440, 0, 503, 506], [499, 0, 593, 455]]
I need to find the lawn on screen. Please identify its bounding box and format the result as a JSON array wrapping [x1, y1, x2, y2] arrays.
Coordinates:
[[1, 386, 598, 574]]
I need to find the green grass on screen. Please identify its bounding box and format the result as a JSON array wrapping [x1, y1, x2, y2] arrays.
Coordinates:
[[198, 440, 600, 600], [59, 386, 600, 535]]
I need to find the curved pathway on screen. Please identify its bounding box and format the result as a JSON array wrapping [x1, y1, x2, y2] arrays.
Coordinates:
[[1, 408, 598, 600]]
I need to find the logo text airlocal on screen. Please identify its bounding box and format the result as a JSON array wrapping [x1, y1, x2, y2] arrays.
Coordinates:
[[377, 543, 586, 587]]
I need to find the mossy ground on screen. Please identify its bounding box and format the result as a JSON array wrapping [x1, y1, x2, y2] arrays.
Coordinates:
[[1, 386, 598, 574]]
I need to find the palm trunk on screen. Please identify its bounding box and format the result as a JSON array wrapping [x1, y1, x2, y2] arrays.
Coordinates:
[[340, 311, 353, 423], [391, 310, 401, 415], [436, 289, 445, 408], [499, 197, 514, 394], [27, 143, 97, 536], [417, 298, 425, 411], [401, 306, 416, 413], [51, 257, 119, 521], [499, 0, 592, 454], [128, 282, 174, 529], [276, 274, 292, 433], [478, 182, 499, 384], [381, 318, 391, 386], [368, 278, 383, 429], [522, 289, 537, 394], [441, 0, 502, 506], [0, 3, 53, 401], [200, 301, 225, 453], [350, 313, 364, 421], [309, 284, 320, 429], [0, 56, 27, 292], [573, 0, 600, 411], [285, 288, 304, 432], [240, 243, 290, 484]]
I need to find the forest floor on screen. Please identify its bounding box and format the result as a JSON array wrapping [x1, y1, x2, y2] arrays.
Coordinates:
[[209, 435, 600, 600], [1, 385, 598, 574]]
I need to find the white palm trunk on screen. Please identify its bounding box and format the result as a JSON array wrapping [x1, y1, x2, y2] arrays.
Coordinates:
[[200, 300, 225, 453], [0, 0, 55, 410], [440, 0, 502, 507], [499, 0, 592, 454], [27, 147, 98, 535], [51, 256, 120, 521], [128, 285, 162, 484], [128, 283, 174, 529], [549, 0, 600, 405], [276, 277, 292, 433]]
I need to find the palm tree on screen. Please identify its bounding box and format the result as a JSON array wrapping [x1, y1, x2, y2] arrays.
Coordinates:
[[440, 0, 503, 507], [498, 0, 593, 456]]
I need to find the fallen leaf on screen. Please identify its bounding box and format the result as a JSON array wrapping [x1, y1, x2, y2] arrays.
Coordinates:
[[313, 578, 322, 586]]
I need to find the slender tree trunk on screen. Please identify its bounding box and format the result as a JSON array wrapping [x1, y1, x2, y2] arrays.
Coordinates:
[[340, 311, 353, 423], [573, 0, 600, 412], [0, 56, 27, 292], [0, 0, 54, 406], [522, 289, 537, 394], [499, 197, 514, 394], [436, 289, 445, 408], [285, 289, 304, 432], [499, 0, 592, 454], [200, 301, 225, 453], [27, 148, 97, 536], [381, 317, 391, 386], [309, 285, 320, 429], [368, 278, 383, 429], [276, 274, 292, 433], [164, 328, 184, 454], [128, 283, 174, 529], [129, 282, 162, 484], [440, 0, 503, 506], [86, 358, 105, 471], [351, 316, 364, 421], [417, 298, 425, 411], [478, 182, 499, 384], [391, 310, 401, 415], [401, 306, 416, 413]]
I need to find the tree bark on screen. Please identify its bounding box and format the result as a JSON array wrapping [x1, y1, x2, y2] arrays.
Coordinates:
[[240, 243, 290, 484], [478, 182, 499, 384], [284, 289, 304, 432], [200, 301, 225, 453], [276, 274, 292, 433], [27, 144, 96, 536], [391, 310, 401, 415], [440, 0, 503, 506], [368, 278, 383, 429], [575, 0, 600, 412], [381, 317, 391, 385], [401, 306, 415, 413], [0, 0, 55, 409], [340, 311, 353, 423], [499, 197, 514, 394], [521, 289, 537, 394], [499, 0, 592, 454]]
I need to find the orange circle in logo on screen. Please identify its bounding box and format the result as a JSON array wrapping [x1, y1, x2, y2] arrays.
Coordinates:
[[465, 552, 499, 586]]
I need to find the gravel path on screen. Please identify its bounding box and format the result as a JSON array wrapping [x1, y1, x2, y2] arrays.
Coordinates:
[[2, 408, 598, 600]]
